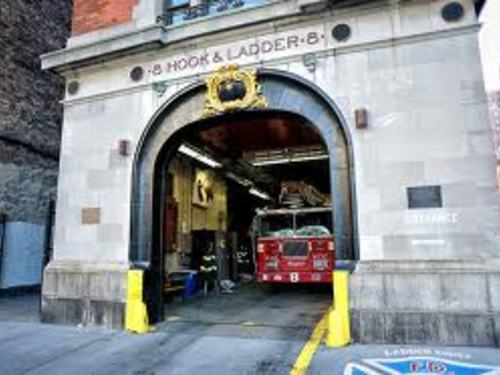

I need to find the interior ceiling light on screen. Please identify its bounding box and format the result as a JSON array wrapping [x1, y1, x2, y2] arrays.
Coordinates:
[[226, 172, 253, 187], [249, 187, 272, 200], [290, 154, 329, 163], [251, 158, 290, 167], [178, 144, 222, 168], [247, 145, 328, 166], [252, 154, 329, 166]]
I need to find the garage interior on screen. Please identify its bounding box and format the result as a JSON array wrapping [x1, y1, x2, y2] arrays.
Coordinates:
[[159, 111, 334, 327]]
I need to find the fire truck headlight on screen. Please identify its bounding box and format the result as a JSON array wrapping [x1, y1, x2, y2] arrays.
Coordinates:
[[328, 240, 334, 251], [265, 259, 278, 270], [257, 243, 265, 253], [313, 259, 328, 269]]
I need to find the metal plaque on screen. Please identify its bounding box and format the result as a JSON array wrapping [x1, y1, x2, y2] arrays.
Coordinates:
[[407, 186, 442, 209], [81, 207, 101, 225]]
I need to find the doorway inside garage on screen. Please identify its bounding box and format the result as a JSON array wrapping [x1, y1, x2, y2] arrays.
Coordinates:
[[154, 110, 336, 328]]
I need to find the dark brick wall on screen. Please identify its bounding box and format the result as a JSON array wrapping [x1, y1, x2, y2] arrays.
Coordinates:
[[0, 1, 72, 223]]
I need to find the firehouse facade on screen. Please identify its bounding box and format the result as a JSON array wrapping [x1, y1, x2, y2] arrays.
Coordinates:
[[41, 0, 500, 345]]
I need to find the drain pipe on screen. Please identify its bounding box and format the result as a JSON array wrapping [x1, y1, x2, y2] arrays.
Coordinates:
[[0, 213, 6, 287]]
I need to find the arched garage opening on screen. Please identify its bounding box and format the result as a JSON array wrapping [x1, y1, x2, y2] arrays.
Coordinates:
[[130, 70, 357, 323]]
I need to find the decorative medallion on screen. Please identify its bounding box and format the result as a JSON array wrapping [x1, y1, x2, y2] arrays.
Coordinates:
[[130, 66, 144, 82], [67, 81, 80, 95], [203, 64, 267, 117], [441, 2, 464, 22], [332, 23, 351, 42]]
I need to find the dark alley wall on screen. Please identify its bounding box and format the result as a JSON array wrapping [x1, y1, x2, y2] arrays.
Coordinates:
[[0, 0, 72, 289]]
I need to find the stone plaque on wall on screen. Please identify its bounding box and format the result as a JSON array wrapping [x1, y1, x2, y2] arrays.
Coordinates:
[[407, 186, 442, 209], [81, 207, 101, 225]]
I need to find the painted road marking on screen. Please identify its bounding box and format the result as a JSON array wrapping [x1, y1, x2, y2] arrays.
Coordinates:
[[364, 357, 500, 375], [343, 357, 500, 374], [344, 363, 381, 375], [290, 309, 330, 375]]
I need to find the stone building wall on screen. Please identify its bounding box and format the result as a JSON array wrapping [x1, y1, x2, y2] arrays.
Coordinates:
[[39, 0, 500, 344], [0, 0, 72, 289], [487, 90, 500, 186]]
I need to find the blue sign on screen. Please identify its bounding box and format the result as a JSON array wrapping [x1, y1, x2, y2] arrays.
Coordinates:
[[344, 357, 500, 375], [344, 363, 379, 375]]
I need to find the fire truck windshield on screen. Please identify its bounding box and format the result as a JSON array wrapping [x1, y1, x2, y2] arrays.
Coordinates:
[[295, 225, 331, 237], [259, 214, 293, 237], [258, 210, 333, 238], [296, 211, 332, 233]]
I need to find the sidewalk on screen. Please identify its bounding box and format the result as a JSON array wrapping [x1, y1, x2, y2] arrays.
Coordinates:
[[0, 294, 40, 322], [1, 295, 499, 374]]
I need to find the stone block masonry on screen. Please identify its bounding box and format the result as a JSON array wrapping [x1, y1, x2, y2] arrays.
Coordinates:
[[0, 0, 72, 290], [39, 0, 500, 345]]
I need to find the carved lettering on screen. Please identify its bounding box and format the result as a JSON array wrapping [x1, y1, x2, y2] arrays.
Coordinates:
[[261, 40, 273, 54], [237, 45, 249, 58], [287, 35, 299, 49], [166, 60, 178, 73], [200, 53, 210, 65], [148, 29, 327, 77], [274, 37, 286, 51], [248, 43, 260, 56], [152, 64, 163, 75], [306, 31, 320, 45], [177, 58, 188, 71], [188, 56, 199, 68], [213, 52, 224, 63]]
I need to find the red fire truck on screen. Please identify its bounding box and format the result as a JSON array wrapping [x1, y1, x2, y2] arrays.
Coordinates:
[[254, 207, 335, 284]]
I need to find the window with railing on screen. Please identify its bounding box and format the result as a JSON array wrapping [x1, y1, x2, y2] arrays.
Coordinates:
[[159, 0, 266, 25]]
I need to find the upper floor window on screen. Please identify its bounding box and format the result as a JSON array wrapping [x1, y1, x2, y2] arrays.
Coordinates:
[[161, 0, 266, 25]]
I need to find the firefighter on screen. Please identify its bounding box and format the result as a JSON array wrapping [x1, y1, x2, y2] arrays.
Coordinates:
[[200, 245, 218, 297], [236, 245, 251, 274]]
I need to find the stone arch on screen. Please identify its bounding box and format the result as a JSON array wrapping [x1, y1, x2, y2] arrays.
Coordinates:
[[130, 68, 358, 269]]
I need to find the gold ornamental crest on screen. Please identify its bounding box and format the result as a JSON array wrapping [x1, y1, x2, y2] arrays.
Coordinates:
[[203, 64, 267, 117]]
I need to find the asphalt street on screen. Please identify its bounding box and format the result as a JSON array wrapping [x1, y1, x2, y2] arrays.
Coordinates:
[[0, 292, 499, 375]]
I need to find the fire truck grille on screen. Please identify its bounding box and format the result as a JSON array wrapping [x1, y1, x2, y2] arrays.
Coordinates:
[[283, 241, 308, 256]]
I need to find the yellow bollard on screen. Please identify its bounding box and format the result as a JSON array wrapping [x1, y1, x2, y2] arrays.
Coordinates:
[[125, 270, 152, 334], [325, 270, 351, 347]]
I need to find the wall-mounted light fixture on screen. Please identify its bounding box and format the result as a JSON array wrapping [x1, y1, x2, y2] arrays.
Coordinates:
[[178, 144, 222, 168], [355, 108, 368, 129], [118, 139, 130, 156]]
